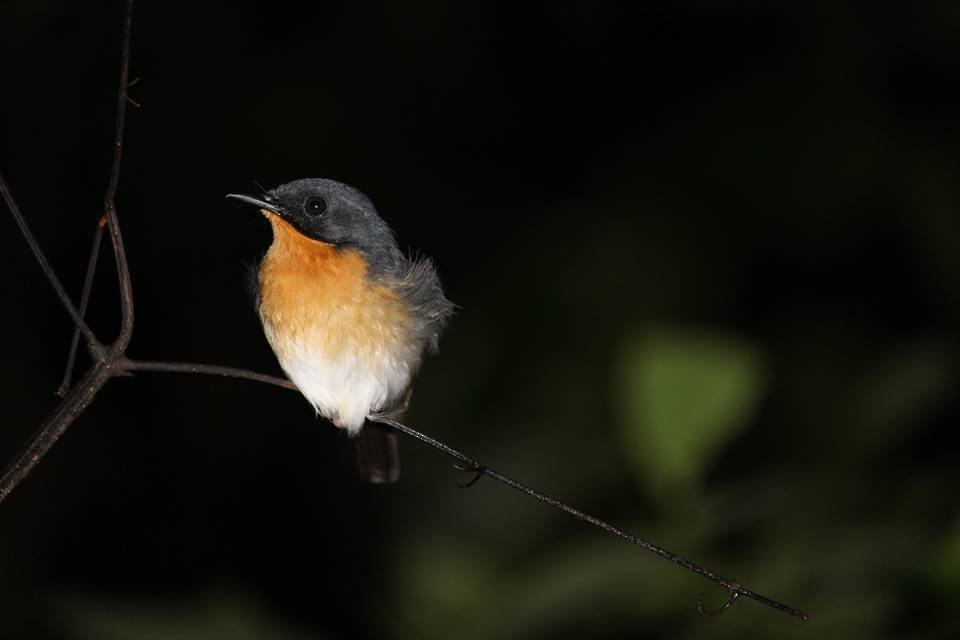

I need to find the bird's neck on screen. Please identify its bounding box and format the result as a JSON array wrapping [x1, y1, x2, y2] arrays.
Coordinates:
[[258, 214, 369, 320], [262, 213, 351, 267], [255, 213, 417, 375]]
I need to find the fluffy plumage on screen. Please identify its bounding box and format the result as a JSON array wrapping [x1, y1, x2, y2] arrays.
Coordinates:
[[257, 214, 427, 433], [228, 178, 453, 482]]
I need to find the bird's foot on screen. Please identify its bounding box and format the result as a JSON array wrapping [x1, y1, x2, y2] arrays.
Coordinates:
[[452, 461, 485, 488]]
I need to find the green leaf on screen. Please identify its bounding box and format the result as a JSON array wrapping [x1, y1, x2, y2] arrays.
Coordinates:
[[619, 329, 766, 497]]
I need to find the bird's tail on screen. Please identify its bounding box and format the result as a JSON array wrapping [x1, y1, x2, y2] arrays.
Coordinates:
[[355, 424, 400, 484]]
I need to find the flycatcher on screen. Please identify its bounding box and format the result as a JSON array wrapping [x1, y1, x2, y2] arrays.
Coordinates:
[[228, 178, 454, 483]]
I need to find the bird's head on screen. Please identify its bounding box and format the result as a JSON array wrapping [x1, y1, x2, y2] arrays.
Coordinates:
[[228, 178, 402, 274]]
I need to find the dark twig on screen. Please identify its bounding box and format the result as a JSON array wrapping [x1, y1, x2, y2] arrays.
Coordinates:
[[125, 359, 296, 390], [698, 586, 741, 616], [452, 461, 484, 488], [103, 0, 135, 350], [0, 0, 135, 506], [58, 221, 105, 397], [0, 172, 101, 353], [2, 0, 809, 624], [0, 359, 115, 504], [369, 414, 810, 621]]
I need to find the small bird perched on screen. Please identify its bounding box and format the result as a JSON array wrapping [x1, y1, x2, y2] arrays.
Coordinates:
[[227, 179, 454, 483]]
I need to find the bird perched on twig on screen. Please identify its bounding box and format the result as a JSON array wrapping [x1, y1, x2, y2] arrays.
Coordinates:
[[228, 179, 454, 483]]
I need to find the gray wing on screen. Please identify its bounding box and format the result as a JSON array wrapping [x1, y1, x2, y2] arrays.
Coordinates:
[[395, 256, 455, 353], [356, 258, 452, 485]]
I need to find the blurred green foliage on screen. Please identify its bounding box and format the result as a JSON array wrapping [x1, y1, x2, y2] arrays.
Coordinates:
[[58, 592, 322, 640], [619, 330, 765, 499]]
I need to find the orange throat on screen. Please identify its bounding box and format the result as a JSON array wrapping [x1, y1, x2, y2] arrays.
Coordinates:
[[257, 212, 369, 357]]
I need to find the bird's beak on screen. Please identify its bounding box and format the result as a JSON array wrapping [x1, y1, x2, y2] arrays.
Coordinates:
[[225, 193, 285, 216]]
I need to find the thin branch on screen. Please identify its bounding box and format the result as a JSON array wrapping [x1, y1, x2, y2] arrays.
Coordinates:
[[0, 171, 102, 353], [90, 357, 814, 620], [103, 0, 135, 349], [2, 356, 291, 504], [105, 1, 133, 212], [0, 0, 134, 505], [369, 414, 810, 621], [698, 587, 741, 616], [125, 359, 296, 390], [58, 220, 105, 397], [0, 360, 114, 504]]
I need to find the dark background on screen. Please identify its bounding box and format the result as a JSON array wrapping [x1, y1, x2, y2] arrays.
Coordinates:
[[2, 1, 959, 638]]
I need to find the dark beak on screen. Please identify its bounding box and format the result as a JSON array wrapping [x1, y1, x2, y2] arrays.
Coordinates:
[[225, 193, 285, 216]]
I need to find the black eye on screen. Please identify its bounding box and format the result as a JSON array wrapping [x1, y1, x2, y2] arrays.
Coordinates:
[[304, 196, 328, 216]]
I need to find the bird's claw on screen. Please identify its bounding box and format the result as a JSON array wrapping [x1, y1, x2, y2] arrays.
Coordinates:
[[696, 584, 741, 616], [452, 461, 484, 488]]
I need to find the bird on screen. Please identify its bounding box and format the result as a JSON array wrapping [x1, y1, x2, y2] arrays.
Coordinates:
[[227, 178, 454, 483]]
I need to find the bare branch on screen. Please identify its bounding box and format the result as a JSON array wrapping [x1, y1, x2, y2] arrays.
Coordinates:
[[0, 360, 114, 504], [698, 587, 741, 616], [104, 0, 135, 349], [105, 2, 133, 212], [125, 359, 296, 390], [0, 0, 136, 504], [69, 353, 816, 620], [369, 414, 809, 621], [0, 172, 102, 353], [58, 221, 105, 397]]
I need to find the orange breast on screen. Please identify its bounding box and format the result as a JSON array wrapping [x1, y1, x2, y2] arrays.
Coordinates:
[[256, 213, 415, 364]]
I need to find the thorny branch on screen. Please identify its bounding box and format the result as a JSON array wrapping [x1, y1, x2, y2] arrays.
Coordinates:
[[1, 0, 808, 622]]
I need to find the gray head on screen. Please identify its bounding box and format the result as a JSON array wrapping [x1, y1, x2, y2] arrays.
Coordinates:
[[227, 178, 404, 275]]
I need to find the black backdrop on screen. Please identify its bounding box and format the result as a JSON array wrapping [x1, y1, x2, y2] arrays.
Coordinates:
[[2, 2, 959, 639]]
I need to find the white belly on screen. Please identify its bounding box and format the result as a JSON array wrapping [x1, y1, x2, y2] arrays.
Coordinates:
[[264, 322, 415, 435]]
